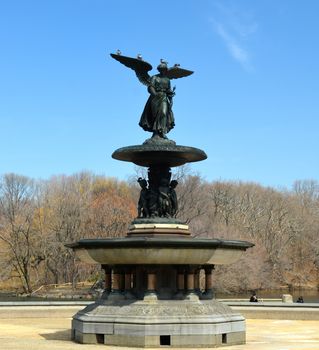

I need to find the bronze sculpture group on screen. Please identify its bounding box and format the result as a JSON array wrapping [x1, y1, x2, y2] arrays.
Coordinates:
[[137, 177, 178, 218], [111, 52, 192, 220]]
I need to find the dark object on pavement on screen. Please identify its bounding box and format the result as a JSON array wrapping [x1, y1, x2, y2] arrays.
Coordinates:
[[250, 291, 258, 302]]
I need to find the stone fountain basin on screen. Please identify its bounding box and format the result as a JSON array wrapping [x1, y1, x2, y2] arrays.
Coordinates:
[[112, 144, 207, 167], [66, 237, 254, 265]]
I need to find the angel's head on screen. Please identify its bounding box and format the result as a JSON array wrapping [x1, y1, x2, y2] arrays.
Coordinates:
[[157, 61, 168, 75]]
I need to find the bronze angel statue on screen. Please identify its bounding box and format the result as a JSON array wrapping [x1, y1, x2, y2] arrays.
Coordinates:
[[110, 52, 193, 139]]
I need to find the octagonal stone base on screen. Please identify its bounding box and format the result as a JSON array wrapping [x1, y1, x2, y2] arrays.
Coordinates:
[[72, 299, 246, 347]]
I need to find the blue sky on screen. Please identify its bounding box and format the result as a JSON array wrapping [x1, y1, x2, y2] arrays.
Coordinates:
[[1, 0, 318, 188]]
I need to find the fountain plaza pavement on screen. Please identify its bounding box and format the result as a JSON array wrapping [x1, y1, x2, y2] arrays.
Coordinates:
[[0, 305, 318, 350]]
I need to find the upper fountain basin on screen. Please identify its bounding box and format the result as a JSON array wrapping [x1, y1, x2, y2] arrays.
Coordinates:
[[66, 237, 254, 265], [112, 143, 207, 167]]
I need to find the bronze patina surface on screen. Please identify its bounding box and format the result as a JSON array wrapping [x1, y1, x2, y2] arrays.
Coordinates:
[[112, 143, 207, 167], [110, 53, 193, 140]]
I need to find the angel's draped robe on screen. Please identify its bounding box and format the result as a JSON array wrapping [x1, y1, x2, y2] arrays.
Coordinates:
[[139, 75, 175, 136]]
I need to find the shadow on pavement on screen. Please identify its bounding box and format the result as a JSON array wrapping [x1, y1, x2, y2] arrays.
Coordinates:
[[40, 330, 71, 341]]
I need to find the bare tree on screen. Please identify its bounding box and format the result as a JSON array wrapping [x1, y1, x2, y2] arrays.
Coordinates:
[[1, 172, 318, 294], [0, 174, 42, 293], [86, 175, 136, 238], [41, 173, 93, 286]]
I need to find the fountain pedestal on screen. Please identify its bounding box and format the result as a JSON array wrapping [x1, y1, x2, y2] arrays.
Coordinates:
[[72, 299, 246, 347]]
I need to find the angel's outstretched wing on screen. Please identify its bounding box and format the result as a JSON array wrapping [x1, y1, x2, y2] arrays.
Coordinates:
[[166, 65, 194, 80], [110, 53, 153, 86]]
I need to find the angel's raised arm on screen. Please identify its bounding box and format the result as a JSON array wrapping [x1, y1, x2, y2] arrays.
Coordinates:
[[110, 53, 153, 86]]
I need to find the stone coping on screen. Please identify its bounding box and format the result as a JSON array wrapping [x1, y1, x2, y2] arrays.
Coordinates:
[[129, 223, 189, 230], [1, 303, 319, 322], [1, 300, 318, 308], [223, 301, 319, 308], [66, 237, 254, 250], [0, 301, 93, 307]]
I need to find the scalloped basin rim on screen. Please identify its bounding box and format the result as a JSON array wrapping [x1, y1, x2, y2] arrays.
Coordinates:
[[66, 238, 254, 265]]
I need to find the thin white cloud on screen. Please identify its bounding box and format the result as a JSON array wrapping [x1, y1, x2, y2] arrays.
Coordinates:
[[215, 22, 250, 68], [211, 2, 258, 71]]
